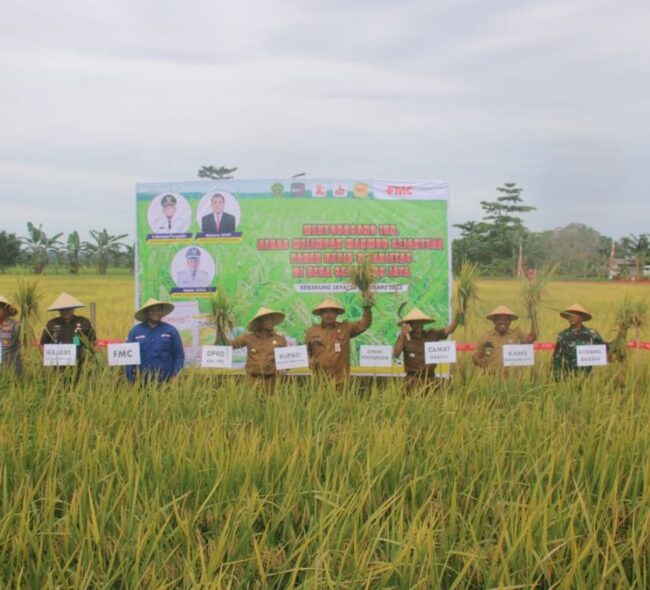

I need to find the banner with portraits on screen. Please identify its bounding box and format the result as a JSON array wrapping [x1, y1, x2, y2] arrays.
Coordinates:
[[135, 179, 450, 371]]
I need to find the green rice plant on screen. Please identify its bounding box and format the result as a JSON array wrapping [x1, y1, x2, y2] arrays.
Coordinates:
[[348, 253, 377, 294], [12, 278, 45, 345], [455, 260, 480, 326]]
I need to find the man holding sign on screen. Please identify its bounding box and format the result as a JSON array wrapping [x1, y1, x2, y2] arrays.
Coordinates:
[[126, 299, 184, 383], [305, 293, 373, 385], [473, 305, 536, 371], [393, 307, 458, 391], [224, 307, 287, 394], [552, 303, 606, 379]]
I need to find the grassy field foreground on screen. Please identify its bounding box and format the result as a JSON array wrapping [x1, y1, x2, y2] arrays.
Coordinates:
[[1, 275, 650, 587]]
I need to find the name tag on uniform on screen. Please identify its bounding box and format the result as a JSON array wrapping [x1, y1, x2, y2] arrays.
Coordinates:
[[107, 343, 141, 366], [274, 345, 309, 370], [360, 345, 393, 367], [334, 342, 342, 353], [576, 344, 607, 367], [424, 341, 457, 364], [502, 344, 534, 367], [43, 344, 77, 366], [201, 346, 233, 368]]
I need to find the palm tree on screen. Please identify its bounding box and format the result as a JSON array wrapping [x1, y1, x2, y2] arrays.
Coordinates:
[[83, 229, 129, 275], [67, 231, 82, 274], [20, 222, 63, 274]]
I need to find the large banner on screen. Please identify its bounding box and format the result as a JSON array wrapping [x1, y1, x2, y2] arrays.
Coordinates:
[[135, 179, 450, 372]]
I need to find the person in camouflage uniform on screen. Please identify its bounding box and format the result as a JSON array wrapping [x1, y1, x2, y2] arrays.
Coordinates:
[[552, 303, 606, 379], [0, 295, 22, 376]]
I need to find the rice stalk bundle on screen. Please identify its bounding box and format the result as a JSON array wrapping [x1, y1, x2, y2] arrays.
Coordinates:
[[610, 296, 648, 362], [13, 278, 45, 346], [455, 261, 480, 326], [521, 264, 556, 335], [349, 254, 377, 304], [207, 288, 235, 345]]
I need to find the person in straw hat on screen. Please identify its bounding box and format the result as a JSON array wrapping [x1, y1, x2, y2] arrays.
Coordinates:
[[473, 304, 536, 369], [552, 303, 606, 379], [393, 307, 458, 391], [0, 295, 22, 376], [305, 292, 373, 384], [40, 292, 96, 367], [225, 307, 288, 394], [126, 299, 184, 383]]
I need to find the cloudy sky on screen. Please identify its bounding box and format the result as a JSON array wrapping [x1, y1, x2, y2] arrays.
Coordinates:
[[1, 0, 648, 241]]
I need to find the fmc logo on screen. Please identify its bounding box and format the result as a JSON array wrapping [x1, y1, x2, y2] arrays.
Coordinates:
[[385, 185, 414, 197]]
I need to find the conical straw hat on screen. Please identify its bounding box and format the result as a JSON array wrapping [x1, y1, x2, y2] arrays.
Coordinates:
[[486, 305, 518, 320], [0, 295, 18, 317], [247, 307, 285, 330], [48, 292, 85, 312], [560, 303, 592, 322], [397, 307, 435, 325], [312, 298, 345, 315], [134, 298, 175, 322]]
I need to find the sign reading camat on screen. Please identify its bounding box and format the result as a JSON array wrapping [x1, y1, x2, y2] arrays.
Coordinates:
[[576, 344, 608, 367], [502, 344, 534, 367], [274, 345, 309, 371], [107, 343, 141, 366], [424, 341, 457, 364], [43, 344, 77, 366], [201, 346, 233, 369], [360, 345, 393, 368]]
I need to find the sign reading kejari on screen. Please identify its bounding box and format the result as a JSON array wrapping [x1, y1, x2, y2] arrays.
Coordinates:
[[136, 179, 450, 371], [43, 344, 77, 366]]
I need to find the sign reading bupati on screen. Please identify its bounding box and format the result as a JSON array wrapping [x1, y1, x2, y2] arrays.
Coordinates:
[[136, 179, 450, 370], [274, 345, 310, 371], [43, 344, 77, 366]]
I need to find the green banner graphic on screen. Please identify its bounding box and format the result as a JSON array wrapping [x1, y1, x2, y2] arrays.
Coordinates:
[[136, 179, 450, 371]]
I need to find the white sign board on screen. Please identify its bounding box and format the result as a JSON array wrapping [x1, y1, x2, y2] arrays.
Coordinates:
[[107, 343, 141, 366], [424, 341, 457, 364], [274, 345, 309, 370], [360, 345, 393, 368], [43, 344, 77, 366], [503, 344, 535, 367], [201, 345, 233, 368], [576, 344, 608, 367]]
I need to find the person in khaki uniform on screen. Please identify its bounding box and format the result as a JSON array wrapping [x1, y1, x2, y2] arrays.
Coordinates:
[[393, 307, 458, 391], [226, 307, 287, 394], [473, 305, 536, 369], [305, 293, 373, 384], [0, 295, 22, 376], [40, 293, 96, 367]]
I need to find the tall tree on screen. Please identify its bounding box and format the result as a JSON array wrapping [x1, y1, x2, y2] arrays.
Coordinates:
[[0, 231, 22, 272], [66, 231, 82, 274], [83, 229, 128, 275], [20, 223, 63, 274], [453, 182, 535, 275], [619, 234, 650, 280], [197, 165, 237, 180]]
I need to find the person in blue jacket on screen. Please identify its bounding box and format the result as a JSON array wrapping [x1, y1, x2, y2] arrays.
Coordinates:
[[126, 298, 184, 383]]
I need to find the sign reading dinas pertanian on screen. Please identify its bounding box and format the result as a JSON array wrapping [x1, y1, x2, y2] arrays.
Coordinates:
[[359, 345, 393, 367], [136, 179, 450, 371]]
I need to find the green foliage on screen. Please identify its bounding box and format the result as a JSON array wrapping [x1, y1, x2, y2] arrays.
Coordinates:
[[207, 288, 236, 344], [0, 231, 22, 272], [83, 229, 128, 275], [12, 278, 45, 345], [455, 260, 481, 326], [520, 264, 556, 335], [609, 296, 648, 362], [66, 231, 81, 274], [197, 165, 238, 180], [20, 222, 64, 274]]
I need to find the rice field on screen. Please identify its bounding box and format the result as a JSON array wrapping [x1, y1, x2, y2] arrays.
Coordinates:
[[1, 274, 650, 588]]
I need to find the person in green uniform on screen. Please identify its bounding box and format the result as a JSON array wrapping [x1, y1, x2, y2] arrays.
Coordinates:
[[473, 305, 536, 370], [393, 307, 458, 391], [305, 292, 373, 385], [0, 295, 22, 376], [552, 303, 606, 379], [40, 292, 96, 367], [225, 307, 288, 394]]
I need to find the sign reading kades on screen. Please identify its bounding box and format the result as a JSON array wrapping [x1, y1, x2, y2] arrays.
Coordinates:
[[107, 343, 141, 366], [43, 344, 77, 366], [424, 341, 457, 364], [576, 344, 608, 367], [201, 346, 233, 369], [274, 345, 309, 371], [359, 345, 393, 367], [503, 344, 535, 367]]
